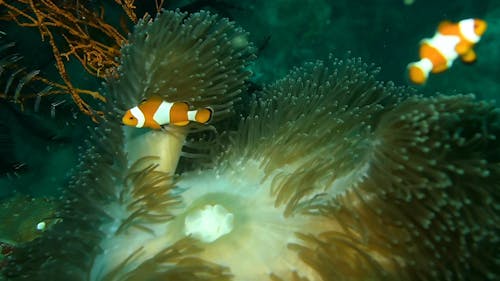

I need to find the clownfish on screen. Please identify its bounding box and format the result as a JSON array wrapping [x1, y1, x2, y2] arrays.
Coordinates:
[[122, 96, 213, 130], [407, 18, 487, 85]]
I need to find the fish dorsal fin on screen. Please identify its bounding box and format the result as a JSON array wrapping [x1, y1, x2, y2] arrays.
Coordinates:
[[437, 20, 459, 35], [139, 96, 163, 116]]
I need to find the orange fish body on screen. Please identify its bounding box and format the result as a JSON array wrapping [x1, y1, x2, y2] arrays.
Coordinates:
[[122, 96, 213, 130], [407, 18, 487, 84]]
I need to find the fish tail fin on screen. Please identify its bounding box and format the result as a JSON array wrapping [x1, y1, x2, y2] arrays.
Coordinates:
[[407, 59, 432, 85], [195, 107, 213, 124]]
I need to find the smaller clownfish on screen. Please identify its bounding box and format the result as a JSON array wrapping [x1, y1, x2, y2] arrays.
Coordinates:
[[122, 96, 213, 130], [407, 18, 487, 85]]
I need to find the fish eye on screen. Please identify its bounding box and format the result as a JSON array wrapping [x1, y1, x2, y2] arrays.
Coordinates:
[[129, 116, 135, 120]]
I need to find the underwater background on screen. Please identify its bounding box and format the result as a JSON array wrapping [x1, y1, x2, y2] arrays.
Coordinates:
[[0, 0, 499, 280]]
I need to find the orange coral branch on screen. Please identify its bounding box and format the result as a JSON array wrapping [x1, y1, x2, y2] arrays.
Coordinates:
[[115, 0, 137, 23], [32, 76, 105, 101], [45, 30, 103, 121], [0, 0, 133, 120]]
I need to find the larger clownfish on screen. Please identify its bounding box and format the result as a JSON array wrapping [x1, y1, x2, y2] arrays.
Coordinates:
[[407, 18, 487, 85], [122, 96, 213, 130]]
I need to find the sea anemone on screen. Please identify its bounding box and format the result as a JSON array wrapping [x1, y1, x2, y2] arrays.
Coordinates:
[[4, 10, 500, 281], [155, 57, 500, 280], [107, 9, 255, 173]]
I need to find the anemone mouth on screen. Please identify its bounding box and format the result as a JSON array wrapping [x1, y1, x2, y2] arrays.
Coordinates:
[[172, 160, 339, 281], [184, 203, 234, 243], [180, 192, 243, 244]]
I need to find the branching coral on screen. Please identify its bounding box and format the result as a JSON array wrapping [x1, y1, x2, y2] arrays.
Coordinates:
[[3, 9, 499, 281], [0, 0, 141, 119]]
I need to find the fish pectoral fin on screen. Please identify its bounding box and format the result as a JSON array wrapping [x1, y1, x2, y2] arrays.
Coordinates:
[[455, 41, 470, 55], [461, 49, 477, 64]]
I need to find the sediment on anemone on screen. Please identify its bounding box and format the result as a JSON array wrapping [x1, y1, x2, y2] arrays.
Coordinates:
[[0, 195, 59, 245], [106, 9, 255, 174]]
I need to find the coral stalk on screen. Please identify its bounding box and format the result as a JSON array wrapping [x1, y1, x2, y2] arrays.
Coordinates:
[[124, 126, 188, 174]]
